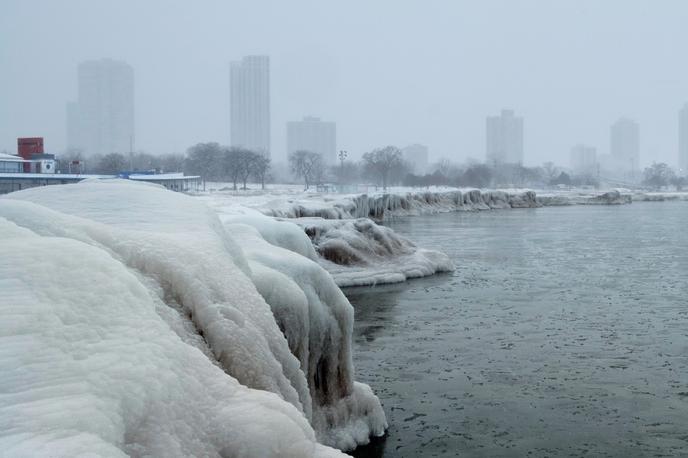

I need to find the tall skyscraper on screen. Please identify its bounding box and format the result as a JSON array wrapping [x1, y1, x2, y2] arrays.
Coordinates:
[[486, 109, 524, 165], [230, 55, 270, 158], [286, 116, 336, 164], [679, 103, 688, 175], [610, 117, 639, 174], [569, 144, 598, 175], [66, 59, 134, 155], [402, 144, 429, 174]]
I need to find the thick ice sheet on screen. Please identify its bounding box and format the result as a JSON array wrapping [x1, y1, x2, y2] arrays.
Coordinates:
[[0, 180, 385, 455]]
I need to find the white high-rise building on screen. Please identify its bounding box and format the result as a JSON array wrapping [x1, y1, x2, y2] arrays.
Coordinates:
[[230, 55, 270, 157], [67, 59, 135, 155], [486, 109, 524, 165], [679, 103, 688, 175], [610, 117, 639, 174], [402, 144, 429, 174], [569, 144, 598, 175], [286, 117, 336, 164]]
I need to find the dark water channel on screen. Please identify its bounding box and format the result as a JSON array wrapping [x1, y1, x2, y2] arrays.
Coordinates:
[[347, 202, 688, 457]]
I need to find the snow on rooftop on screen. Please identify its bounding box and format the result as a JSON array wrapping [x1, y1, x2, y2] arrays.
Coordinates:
[[0, 152, 24, 161]]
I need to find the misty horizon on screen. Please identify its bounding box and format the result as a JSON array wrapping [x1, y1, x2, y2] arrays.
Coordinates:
[[3, 0, 688, 168]]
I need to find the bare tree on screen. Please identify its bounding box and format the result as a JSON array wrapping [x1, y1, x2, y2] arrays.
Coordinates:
[[185, 142, 222, 190], [251, 154, 271, 190], [95, 153, 127, 175], [221, 147, 243, 190], [159, 153, 185, 173], [361, 145, 404, 190], [643, 162, 676, 190], [237, 149, 258, 190], [542, 161, 559, 185], [58, 148, 84, 174], [289, 150, 324, 190]]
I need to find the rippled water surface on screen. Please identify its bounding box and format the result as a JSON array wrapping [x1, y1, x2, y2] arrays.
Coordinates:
[[347, 202, 688, 457]]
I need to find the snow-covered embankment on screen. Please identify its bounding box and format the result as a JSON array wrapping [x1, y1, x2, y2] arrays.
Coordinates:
[[208, 189, 539, 287], [0, 180, 386, 456]]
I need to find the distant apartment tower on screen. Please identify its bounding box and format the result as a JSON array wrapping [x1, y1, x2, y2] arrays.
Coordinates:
[[230, 55, 270, 158], [679, 103, 688, 175], [286, 116, 336, 164], [486, 109, 524, 165], [402, 144, 429, 174], [66, 59, 135, 155], [610, 117, 639, 173], [569, 144, 597, 175]]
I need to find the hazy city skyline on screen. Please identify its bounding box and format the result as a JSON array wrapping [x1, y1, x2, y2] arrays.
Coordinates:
[[2, 0, 688, 167], [230, 55, 271, 157], [67, 59, 135, 156]]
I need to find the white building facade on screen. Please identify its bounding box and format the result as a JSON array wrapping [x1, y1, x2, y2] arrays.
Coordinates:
[[286, 117, 336, 164], [67, 59, 135, 155], [569, 144, 598, 175], [679, 103, 688, 175], [486, 109, 524, 165], [610, 117, 639, 175], [230, 55, 271, 158]]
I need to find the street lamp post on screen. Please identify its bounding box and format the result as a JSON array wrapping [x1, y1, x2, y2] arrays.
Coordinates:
[[338, 150, 348, 191]]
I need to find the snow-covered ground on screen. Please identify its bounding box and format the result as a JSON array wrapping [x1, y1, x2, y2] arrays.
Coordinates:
[[0, 180, 386, 457]]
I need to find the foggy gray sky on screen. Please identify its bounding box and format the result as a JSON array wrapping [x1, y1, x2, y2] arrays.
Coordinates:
[[2, 0, 687, 167]]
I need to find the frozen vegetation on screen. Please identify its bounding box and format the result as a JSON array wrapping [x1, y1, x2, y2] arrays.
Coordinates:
[[0, 180, 386, 457]]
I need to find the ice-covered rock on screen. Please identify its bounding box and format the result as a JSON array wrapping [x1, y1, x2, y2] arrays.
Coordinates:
[[295, 217, 454, 287], [537, 189, 632, 206], [0, 180, 385, 455], [632, 191, 688, 202]]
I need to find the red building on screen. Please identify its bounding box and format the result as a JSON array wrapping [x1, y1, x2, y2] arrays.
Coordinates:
[[18, 137, 44, 172]]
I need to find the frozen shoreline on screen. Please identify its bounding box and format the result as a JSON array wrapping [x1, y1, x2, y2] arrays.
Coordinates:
[[3, 181, 686, 456], [0, 181, 386, 457], [202, 186, 688, 288]]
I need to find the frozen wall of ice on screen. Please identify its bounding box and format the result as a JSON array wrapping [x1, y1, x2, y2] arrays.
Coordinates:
[[536, 189, 632, 206], [0, 180, 385, 455], [259, 189, 540, 221]]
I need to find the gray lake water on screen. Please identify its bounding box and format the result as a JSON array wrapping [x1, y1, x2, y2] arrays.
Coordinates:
[[347, 202, 688, 458]]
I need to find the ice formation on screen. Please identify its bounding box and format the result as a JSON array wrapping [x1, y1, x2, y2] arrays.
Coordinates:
[[0, 180, 385, 456], [295, 217, 454, 287], [257, 189, 540, 221], [536, 189, 632, 206]]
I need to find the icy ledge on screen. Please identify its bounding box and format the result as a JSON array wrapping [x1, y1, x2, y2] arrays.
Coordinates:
[[0, 180, 385, 457], [258, 189, 539, 221]]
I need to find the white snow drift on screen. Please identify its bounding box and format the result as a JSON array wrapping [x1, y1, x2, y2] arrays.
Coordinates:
[[0, 180, 385, 457]]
